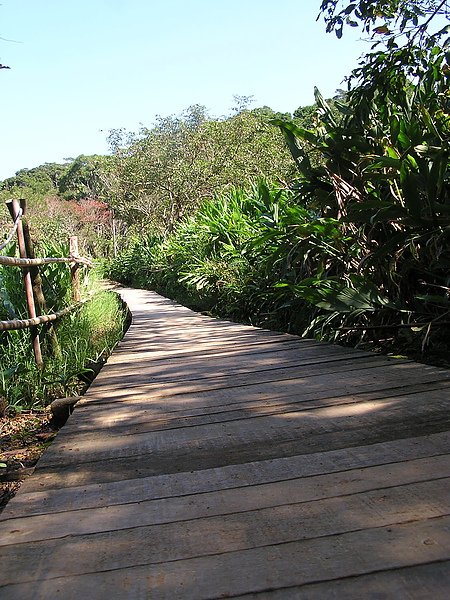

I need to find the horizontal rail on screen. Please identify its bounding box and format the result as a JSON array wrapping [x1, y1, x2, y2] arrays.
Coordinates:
[[0, 208, 23, 251], [0, 255, 92, 268], [0, 300, 87, 331]]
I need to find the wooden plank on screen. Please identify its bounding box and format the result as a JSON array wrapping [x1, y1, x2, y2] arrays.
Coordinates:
[[1, 478, 449, 584], [84, 355, 397, 397], [1, 516, 449, 598], [229, 561, 450, 599], [26, 416, 450, 492], [92, 345, 374, 387], [36, 389, 450, 470], [1, 454, 449, 545], [27, 422, 449, 496], [109, 337, 320, 362], [121, 309, 298, 337], [105, 340, 349, 366], [70, 381, 450, 436], [116, 330, 303, 352], [78, 359, 448, 412], [11, 430, 450, 509], [1, 287, 449, 599]]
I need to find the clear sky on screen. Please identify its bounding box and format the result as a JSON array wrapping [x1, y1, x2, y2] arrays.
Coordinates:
[[0, 0, 365, 180]]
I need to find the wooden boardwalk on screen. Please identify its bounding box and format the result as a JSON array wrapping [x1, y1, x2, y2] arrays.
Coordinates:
[[1, 287, 450, 599]]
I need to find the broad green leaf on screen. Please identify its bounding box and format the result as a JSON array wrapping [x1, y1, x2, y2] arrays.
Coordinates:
[[400, 163, 422, 222], [364, 156, 401, 170], [270, 118, 320, 146], [386, 146, 400, 159], [415, 294, 450, 307], [390, 115, 400, 143], [397, 131, 411, 149]]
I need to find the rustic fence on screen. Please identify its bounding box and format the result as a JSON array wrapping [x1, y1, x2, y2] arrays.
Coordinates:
[[0, 198, 92, 368]]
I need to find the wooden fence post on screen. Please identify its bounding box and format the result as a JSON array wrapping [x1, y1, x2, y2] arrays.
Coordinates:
[[69, 236, 81, 302], [20, 213, 61, 358], [6, 199, 44, 368]]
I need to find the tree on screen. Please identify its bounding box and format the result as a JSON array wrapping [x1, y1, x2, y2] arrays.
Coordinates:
[[318, 1, 450, 103], [319, 1, 449, 42], [0, 163, 67, 195], [58, 154, 107, 200], [103, 104, 293, 232], [0, 157, 114, 255]]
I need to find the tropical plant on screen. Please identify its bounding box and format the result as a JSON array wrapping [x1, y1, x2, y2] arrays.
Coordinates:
[[58, 155, 108, 200], [267, 0, 450, 355], [107, 181, 352, 333]]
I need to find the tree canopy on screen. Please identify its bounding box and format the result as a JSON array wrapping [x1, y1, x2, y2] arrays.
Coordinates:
[[319, 0, 449, 41], [103, 104, 293, 231], [319, 0, 450, 98]]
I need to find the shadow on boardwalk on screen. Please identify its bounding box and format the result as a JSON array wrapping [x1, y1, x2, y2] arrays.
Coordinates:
[[0, 288, 449, 599]]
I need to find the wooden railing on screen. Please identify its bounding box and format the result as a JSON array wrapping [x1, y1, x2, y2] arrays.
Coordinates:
[[0, 198, 92, 367]]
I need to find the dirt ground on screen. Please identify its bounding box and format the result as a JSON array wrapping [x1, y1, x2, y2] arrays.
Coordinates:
[[0, 410, 56, 513]]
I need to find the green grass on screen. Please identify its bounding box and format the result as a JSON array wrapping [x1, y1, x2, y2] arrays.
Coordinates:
[[0, 290, 127, 412]]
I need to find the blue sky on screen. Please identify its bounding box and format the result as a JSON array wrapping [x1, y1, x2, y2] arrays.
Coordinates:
[[0, 0, 365, 180]]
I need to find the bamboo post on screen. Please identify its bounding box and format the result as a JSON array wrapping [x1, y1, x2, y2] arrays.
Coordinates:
[[20, 214, 61, 358], [6, 199, 43, 368], [69, 236, 81, 302]]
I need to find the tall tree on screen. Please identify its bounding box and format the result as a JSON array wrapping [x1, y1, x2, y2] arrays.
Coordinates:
[[104, 104, 293, 232]]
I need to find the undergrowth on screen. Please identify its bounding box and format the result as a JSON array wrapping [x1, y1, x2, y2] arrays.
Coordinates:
[[0, 290, 126, 412], [0, 237, 127, 412], [107, 179, 450, 367]]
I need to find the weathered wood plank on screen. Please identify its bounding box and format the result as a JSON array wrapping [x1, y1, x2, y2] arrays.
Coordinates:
[[229, 561, 450, 599], [83, 355, 402, 397], [1, 287, 449, 599], [91, 346, 375, 388], [10, 430, 450, 510], [75, 361, 449, 416], [104, 341, 360, 368], [1, 517, 449, 599], [24, 408, 450, 491], [1, 455, 449, 546], [70, 381, 450, 436], [108, 337, 320, 363], [1, 478, 449, 585], [37, 388, 450, 470]]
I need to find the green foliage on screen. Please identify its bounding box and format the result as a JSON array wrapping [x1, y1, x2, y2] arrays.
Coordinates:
[[0, 243, 23, 320], [0, 240, 72, 321], [319, 1, 449, 42], [0, 163, 67, 196], [107, 182, 350, 332], [36, 240, 73, 311], [293, 90, 348, 129], [0, 290, 126, 412], [2, 2, 448, 372], [319, 1, 450, 106], [103, 103, 293, 233], [58, 155, 108, 200], [108, 14, 450, 361], [270, 0, 450, 356], [0, 156, 113, 256], [0, 156, 108, 202], [0, 239, 125, 411]]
